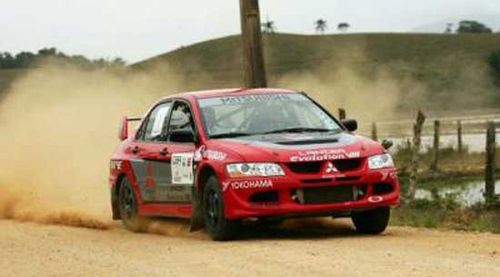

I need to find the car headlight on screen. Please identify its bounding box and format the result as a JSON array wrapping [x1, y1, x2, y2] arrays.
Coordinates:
[[368, 154, 394, 170], [226, 163, 285, 177]]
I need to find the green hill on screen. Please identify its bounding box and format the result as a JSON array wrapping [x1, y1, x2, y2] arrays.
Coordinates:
[[133, 33, 500, 114], [2, 33, 499, 117]]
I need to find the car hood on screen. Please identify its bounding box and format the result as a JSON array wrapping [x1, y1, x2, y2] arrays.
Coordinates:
[[209, 132, 385, 163]]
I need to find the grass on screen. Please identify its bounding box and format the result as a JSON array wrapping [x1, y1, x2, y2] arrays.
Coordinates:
[[394, 144, 500, 181], [391, 144, 500, 233], [391, 200, 500, 233]]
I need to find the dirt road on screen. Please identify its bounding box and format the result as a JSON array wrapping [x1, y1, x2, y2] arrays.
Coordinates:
[[1, 219, 499, 277]]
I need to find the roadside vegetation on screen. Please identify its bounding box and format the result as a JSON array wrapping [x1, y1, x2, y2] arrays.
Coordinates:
[[0, 47, 126, 70], [394, 145, 500, 182], [392, 199, 500, 233], [392, 145, 500, 233]]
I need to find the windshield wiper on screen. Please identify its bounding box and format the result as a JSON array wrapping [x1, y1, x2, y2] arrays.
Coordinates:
[[209, 132, 253, 139], [262, 127, 335, 134]]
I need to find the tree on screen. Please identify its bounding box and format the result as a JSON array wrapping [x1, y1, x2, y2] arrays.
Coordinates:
[[456, 20, 492, 33], [261, 20, 276, 34], [0, 52, 16, 68], [15, 52, 36, 67], [37, 47, 58, 57], [314, 19, 327, 34], [0, 48, 126, 69], [337, 22, 350, 32], [445, 23, 454, 33]]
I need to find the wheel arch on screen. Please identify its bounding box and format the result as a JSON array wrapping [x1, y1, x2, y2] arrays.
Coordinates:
[[190, 164, 219, 231], [196, 164, 218, 197]]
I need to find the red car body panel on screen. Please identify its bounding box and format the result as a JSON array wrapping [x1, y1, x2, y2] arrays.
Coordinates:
[[109, 88, 400, 221]]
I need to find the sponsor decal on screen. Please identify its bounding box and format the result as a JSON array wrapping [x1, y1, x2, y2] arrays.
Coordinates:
[[110, 160, 123, 170], [171, 152, 194, 184], [324, 161, 338, 174], [219, 94, 291, 105], [204, 150, 227, 161], [193, 146, 227, 161], [290, 149, 360, 162], [193, 145, 205, 162], [390, 171, 398, 179], [379, 169, 397, 181], [368, 196, 384, 203], [222, 179, 273, 191]]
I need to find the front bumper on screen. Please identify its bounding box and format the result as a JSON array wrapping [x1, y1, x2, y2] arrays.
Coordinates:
[[223, 168, 400, 220]]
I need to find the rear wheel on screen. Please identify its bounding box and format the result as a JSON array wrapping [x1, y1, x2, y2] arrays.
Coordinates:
[[118, 178, 143, 232], [203, 176, 239, 241], [352, 207, 390, 234]]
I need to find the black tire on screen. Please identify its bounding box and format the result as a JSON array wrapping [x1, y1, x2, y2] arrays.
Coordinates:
[[118, 178, 143, 232], [352, 207, 390, 234], [203, 176, 239, 241]]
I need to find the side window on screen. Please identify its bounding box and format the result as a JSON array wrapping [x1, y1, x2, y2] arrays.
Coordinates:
[[168, 102, 194, 138], [142, 102, 172, 141]]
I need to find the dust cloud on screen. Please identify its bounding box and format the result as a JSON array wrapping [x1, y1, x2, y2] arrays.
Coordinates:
[[273, 46, 425, 130], [272, 42, 497, 127], [0, 52, 419, 232], [0, 61, 191, 230], [0, 43, 485, 234]]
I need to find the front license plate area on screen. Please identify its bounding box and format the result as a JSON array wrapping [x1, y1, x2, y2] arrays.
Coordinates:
[[300, 185, 355, 204]]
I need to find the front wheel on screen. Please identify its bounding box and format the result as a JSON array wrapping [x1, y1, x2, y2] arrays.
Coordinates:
[[203, 176, 239, 241], [352, 207, 390, 234]]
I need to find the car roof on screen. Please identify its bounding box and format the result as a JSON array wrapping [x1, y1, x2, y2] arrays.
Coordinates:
[[160, 87, 300, 102]]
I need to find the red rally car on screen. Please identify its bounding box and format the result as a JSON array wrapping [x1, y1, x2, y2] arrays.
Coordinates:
[[109, 88, 400, 240]]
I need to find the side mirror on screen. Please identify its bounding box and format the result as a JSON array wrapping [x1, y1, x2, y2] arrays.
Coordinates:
[[341, 119, 358, 132], [170, 129, 195, 143], [382, 139, 394, 150]]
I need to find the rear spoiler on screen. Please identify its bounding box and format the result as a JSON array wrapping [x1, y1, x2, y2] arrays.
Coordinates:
[[118, 116, 142, 141]]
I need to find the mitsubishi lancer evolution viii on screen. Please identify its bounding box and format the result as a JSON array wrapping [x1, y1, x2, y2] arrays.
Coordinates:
[[109, 88, 400, 240]]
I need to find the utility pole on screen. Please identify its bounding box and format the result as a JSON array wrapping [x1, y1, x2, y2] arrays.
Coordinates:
[[240, 0, 267, 88]]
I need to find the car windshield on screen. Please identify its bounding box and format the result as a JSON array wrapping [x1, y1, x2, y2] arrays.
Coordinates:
[[198, 93, 342, 138]]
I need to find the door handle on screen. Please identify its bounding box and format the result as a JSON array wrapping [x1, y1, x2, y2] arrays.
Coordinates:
[[159, 147, 169, 156], [131, 146, 141, 154]]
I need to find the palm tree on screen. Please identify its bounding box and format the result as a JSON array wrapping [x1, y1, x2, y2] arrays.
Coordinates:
[[261, 20, 276, 34], [315, 19, 327, 34], [337, 22, 350, 32]]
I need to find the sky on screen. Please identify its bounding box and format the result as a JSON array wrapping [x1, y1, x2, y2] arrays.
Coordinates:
[[1, 0, 499, 63]]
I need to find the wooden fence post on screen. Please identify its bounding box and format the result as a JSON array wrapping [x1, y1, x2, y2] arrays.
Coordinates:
[[485, 122, 496, 203], [371, 122, 378, 141], [430, 120, 440, 171], [457, 120, 463, 154], [338, 108, 346, 120], [408, 110, 426, 201]]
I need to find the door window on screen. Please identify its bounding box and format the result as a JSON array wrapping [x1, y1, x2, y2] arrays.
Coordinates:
[[167, 102, 195, 140], [141, 102, 172, 141]]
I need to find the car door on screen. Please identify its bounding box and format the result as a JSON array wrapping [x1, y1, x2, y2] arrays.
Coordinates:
[[159, 100, 197, 203], [129, 101, 173, 203]]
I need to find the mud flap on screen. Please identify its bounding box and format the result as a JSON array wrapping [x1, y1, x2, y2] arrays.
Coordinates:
[[111, 187, 120, 220], [189, 186, 204, 231]]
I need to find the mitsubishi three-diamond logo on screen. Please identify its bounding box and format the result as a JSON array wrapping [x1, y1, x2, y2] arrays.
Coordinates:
[[325, 161, 338, 174]]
